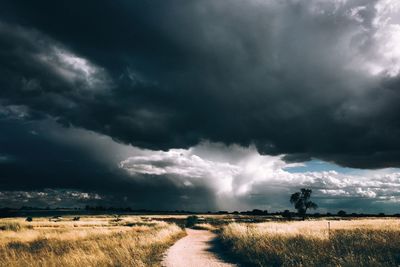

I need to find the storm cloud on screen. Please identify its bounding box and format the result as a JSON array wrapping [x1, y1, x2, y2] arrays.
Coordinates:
[[118, 142, 400, 213], [1, 0, 400, 211]]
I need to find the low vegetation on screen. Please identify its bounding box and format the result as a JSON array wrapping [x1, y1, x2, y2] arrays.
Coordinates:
[[2, 214, 399, 266], [185, 215, 199, 228], [220, 219, 400, 266], [0, 216, 185, 267], [0, 221, 32, 231], [192, 223, 218, 231]]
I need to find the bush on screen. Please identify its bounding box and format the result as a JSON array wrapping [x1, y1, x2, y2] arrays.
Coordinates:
[[337, 210, 347, 216], [282, 210, 292, 218], [185, 215, 198, 228], [25, 217, 33, 222], [0, 222, 33, 232]]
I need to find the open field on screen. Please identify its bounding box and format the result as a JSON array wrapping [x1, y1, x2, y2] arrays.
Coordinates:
[[1, 215, 400, 267], [220, 219, 400, 266], [0, 215, 185, 267]]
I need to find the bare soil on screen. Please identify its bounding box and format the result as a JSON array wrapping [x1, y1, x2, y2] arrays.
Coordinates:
[[162, 228, 238, 267]]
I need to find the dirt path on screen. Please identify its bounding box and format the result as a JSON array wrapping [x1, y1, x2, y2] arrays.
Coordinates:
[[162, 228, 238, 267]]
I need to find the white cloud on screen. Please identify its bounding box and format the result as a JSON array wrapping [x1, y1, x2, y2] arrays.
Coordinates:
[[36, 46, 112, 91], [120, 148, 241, 194], [0, 21, 113, 92], [347, 0, 400, 77], [0, 189, 103, 208], [119, 142, 400, 210]]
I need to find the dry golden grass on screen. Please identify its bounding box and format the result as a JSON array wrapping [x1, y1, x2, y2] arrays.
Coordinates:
[[221, 219, 400, 266], [0, 216, 185, 267]]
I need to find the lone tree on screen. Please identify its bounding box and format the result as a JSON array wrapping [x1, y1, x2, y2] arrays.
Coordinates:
[[290, 188, 318, 219]]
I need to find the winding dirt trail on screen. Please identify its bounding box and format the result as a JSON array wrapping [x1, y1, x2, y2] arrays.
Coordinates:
[[162, 228, 238, 267]]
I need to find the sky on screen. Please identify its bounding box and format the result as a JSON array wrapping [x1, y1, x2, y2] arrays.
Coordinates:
[[1, 0, 400, 213]]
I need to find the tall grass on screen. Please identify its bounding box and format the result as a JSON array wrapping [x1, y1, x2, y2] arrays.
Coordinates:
[[0, 216, 185, 267], [220, 219, 400, 266], [0, 221, 32, 231]]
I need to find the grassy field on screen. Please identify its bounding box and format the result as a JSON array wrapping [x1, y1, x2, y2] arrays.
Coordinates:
[[1, 215, 400, 267], [220, 219, 400, 266], [0, 215, 185, 267]]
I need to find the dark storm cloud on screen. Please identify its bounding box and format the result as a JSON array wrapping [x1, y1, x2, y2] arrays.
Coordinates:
[[1, 0, 400, 169], [0, 116, 217, 210]]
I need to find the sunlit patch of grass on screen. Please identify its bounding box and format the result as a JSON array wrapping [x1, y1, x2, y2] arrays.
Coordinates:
[[0, 216, 185, 267], [220, 219, 400, 266]]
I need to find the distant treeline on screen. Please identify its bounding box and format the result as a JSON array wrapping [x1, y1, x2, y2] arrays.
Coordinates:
[[214, 209, 395, 218], [0, 206, 398, 218]]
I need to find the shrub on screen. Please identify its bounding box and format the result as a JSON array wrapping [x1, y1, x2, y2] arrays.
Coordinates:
[[0, 222, 32, 232], [26, 217, 33, 222], [337, 210, 347, 216], [185, 215, 198, 228], [282, 210, 292, 218]]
